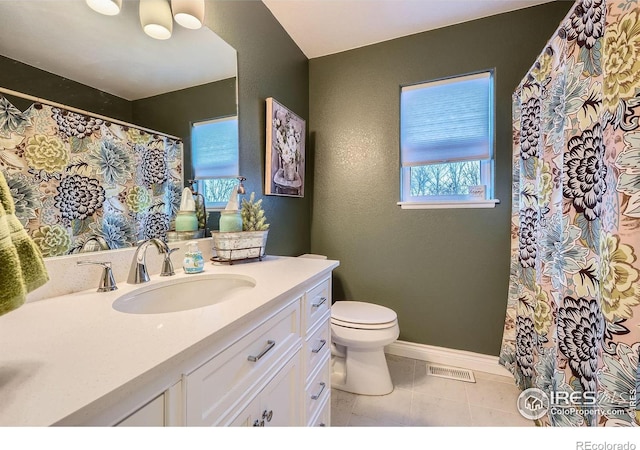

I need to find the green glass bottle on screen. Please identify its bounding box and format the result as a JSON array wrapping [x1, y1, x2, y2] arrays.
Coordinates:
[[175, 211, 198, 232], [219, 210, 242, 232]]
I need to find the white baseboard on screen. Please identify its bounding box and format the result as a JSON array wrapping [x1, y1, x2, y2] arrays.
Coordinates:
[[385, 340, 513, 377]]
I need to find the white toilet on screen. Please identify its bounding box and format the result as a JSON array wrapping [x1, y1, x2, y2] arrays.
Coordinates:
[[297, 254, 400, 396], [330, 301, 400, 396]]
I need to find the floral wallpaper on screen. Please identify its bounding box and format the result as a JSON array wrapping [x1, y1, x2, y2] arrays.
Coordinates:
[[501, 0, 640, 426], [0, 94, 182, 256]]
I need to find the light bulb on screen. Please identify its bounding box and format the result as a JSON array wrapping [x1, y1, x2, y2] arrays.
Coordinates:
[[171, 0, 205, 30], [86, 0, 122, 16], [140, 0, 173, 40]]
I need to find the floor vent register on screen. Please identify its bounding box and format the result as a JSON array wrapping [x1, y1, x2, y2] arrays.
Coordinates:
[[425, 363, 476, 383]]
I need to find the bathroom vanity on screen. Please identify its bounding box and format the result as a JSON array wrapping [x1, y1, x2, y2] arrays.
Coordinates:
[[0, 256, 338, 426]]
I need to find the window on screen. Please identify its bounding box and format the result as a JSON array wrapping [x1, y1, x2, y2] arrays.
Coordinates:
[[399, 71, 497, 209], [191, 115, 239, 208]]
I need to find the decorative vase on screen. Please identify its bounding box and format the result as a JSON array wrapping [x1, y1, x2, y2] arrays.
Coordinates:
[[175, 211, 198, 232], [219, 210, 243, 232], [283, 162, 296, 181]]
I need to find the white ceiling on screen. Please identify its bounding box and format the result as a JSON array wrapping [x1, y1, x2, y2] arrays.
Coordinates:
[[0, 0, 237, 100], [263, 0, 558, 59], [0, 1, 558, 100]]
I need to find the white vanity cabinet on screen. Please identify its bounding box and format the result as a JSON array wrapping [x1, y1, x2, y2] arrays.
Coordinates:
[[182, 274, 333, 427]]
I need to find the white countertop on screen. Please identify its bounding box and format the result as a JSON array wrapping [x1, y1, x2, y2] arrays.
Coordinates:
[[0, 256, 339, 427]]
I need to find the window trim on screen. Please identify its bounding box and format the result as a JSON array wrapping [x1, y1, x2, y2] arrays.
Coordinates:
[[397, 199, 500, 209], [398, 69, 499, 209]]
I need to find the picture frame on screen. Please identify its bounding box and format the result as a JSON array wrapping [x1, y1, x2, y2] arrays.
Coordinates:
[[265, 97, 305, 197]]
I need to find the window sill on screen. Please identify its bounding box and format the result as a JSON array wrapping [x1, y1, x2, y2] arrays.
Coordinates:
[[397, 199, 500, 209]]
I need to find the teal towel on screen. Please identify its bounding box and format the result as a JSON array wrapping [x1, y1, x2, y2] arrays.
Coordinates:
[[0, 171, 48, 315], [0, 199, 27, 316]]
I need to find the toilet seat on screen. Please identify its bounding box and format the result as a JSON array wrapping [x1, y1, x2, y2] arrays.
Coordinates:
[[331, 301, 397, 330]]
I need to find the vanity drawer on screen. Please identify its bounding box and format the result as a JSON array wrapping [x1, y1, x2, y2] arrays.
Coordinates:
[[303, 315, 330, 383], [304, 353, 330, 423], [308, 395, 330, 427], [185, 299, 301, 426], [304, 278, 331, 333]]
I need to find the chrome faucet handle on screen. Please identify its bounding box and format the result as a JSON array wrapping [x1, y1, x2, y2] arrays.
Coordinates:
[[127, 238, 169, 284], [160, 247, 178, 277], [77, 260, 117, 292]]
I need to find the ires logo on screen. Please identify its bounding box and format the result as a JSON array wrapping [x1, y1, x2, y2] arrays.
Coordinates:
[[517, 388, 634, 420], [550, 391, 598, 406]]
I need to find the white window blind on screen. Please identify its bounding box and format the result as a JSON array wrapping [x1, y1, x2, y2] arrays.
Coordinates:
[[401, 71, 492, 166], [192, 115, 239, 179]]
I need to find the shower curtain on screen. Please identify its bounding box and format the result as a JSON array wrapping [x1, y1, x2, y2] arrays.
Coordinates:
[[500, 0, 640, 426]]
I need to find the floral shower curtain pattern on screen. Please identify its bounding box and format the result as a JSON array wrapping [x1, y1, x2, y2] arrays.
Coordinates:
[[500, 0, 640, 426], [0, 95, 182, 256]]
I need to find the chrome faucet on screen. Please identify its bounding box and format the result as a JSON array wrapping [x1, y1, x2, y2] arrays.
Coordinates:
[[77, 260, 117, 292], [127, 238, 173, 284]]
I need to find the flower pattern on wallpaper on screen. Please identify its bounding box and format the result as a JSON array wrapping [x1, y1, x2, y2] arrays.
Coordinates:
[[0, 95, 182, 256], [501, 0, 640, 427]]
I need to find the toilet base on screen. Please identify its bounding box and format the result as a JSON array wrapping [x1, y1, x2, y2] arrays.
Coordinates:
[[331, 346, 394, 396]]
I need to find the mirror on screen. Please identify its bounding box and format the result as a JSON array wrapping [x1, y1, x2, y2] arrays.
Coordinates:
[[0, 0, 238, 257]]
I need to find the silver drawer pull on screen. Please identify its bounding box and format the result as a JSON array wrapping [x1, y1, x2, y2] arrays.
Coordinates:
[[248, 340, 276, 362], [311, 296, 327, 308], [311, 382, 326, 400], [311, 339, 327, 354]]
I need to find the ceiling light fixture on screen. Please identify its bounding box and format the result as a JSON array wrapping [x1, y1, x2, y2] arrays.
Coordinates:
[[171, 0, 205, 30], [85, 0, 122, 16], [139, 0, 173, 40]]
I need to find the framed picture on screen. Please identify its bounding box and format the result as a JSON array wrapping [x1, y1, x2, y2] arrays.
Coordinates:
[[265, 97, 305, 197]]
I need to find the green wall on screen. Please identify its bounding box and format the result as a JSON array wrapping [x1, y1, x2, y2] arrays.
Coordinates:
[[205, 0, 311, 256], [308, 2, 573, 356]]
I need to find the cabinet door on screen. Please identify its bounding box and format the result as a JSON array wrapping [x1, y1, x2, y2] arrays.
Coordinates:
[[225, 351, 302, 427], [115, 394, 165, 427], [259, 351, 302, 427], [228, 395, 260, 427]]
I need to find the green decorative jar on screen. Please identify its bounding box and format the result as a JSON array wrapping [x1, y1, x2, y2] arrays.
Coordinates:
[[219, 210, 242, 232], [175, 211, 198, 232]]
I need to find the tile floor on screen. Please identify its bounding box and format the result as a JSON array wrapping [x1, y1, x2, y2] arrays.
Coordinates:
[[330, 354, 535, 426]]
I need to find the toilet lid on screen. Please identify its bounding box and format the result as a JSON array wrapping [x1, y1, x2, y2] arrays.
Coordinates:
[[331, 301, 397, 325]]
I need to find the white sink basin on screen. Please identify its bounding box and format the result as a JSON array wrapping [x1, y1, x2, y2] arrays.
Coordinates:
[[112, 274, 256, 314]]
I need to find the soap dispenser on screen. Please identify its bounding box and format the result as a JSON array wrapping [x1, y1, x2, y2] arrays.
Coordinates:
[[183, 241, 205, 274]]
